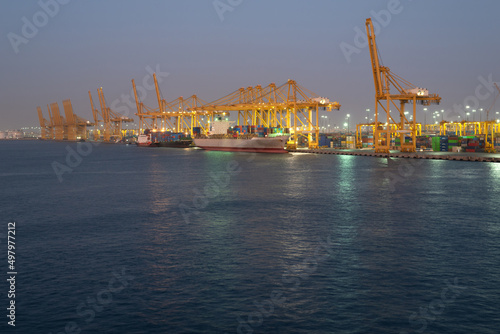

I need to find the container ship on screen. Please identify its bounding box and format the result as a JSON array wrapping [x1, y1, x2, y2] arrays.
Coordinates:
[[193, 119, 289, 153], [136, 130, 193, 147]]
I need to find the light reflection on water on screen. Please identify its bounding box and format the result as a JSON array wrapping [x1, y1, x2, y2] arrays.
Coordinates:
[[2, 141, 500, 333]]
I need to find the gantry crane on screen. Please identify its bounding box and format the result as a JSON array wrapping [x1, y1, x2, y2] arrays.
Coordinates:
[[166, 94, 207, 134], [132, 74, 207, 134], [88, 91, 102, 141], [132, 78, 160, 132], [132, 73, 340, 148], [95, 87, 134, 142], [49, 102, 66, 140], [62, 99, 92, 141], [39, 100, 91, 141], [37, 106, 53, 140], [190, 79, 341, 148], [366, 18, 441, 153], [153, 73, 187, 133]]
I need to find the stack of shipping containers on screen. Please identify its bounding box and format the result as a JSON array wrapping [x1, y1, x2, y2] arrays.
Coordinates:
[[151, 131, 189, 143]]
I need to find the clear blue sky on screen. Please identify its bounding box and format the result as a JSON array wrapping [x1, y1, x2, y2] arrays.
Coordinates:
[[1, 0, 499, 130]]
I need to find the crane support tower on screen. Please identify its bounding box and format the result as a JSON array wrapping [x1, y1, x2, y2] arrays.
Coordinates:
[[37, 106, 53, 140], [62, 99, 91, 141], [50, 102, 66, 140], [89, 91, 102, 141], [366, 18, 441, 153]]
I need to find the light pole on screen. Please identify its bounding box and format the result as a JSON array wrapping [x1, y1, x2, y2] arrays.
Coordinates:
[[423, 107, 427, 125], [479, 108, 483, 122], [346, 114, 350, 133], [472, 109, 476, 122], [466, 112, 470, 122]]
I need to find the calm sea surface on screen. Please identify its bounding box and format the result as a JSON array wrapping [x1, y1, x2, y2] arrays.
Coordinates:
[[1, 140, 499, 334]]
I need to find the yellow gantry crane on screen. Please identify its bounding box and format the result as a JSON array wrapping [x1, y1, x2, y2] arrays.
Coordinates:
[[90, 87, 134, 142], [132, 74, 207, 134], [366, 18, 441, 153], [38, 100, 91, 141], [166, 94, 208, 134], [62, 99, 91, 141], [132, 78, 160, 132], [132, 73, 340, 148], [88, 91, 102, 141], [189, 79, 341, 149], [63, 99, 77, 141], [49, 102, 66, 140], [153, 73, 207, 134], [37, 106, 53, 139]]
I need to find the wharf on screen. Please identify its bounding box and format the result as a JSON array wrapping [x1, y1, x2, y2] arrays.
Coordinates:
[[288, 148, 500, 162]]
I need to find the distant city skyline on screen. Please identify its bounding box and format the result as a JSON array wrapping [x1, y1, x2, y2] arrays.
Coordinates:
[[1, 0, 499, 129]]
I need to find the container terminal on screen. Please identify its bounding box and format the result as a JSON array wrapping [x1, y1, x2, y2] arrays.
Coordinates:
[[34, 18, 500, 161]]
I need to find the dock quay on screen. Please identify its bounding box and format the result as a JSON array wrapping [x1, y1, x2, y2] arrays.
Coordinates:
[[288, 148, 500, 162]]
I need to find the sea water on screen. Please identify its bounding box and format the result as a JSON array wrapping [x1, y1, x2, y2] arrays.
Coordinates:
[[1, 140, 499, 333]]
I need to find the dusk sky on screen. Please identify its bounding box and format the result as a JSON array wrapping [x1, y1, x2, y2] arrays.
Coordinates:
[[1, 0, 499, 130]]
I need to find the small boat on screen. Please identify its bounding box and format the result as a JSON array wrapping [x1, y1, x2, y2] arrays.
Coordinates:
[[136, 134, 152, 147]]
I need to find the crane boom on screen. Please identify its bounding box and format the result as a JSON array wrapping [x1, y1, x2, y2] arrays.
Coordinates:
[[88, 91, 99, 125], [365, 17, 441, 153], [154, 73, 163, 113], [366, 18, 384, 98]]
